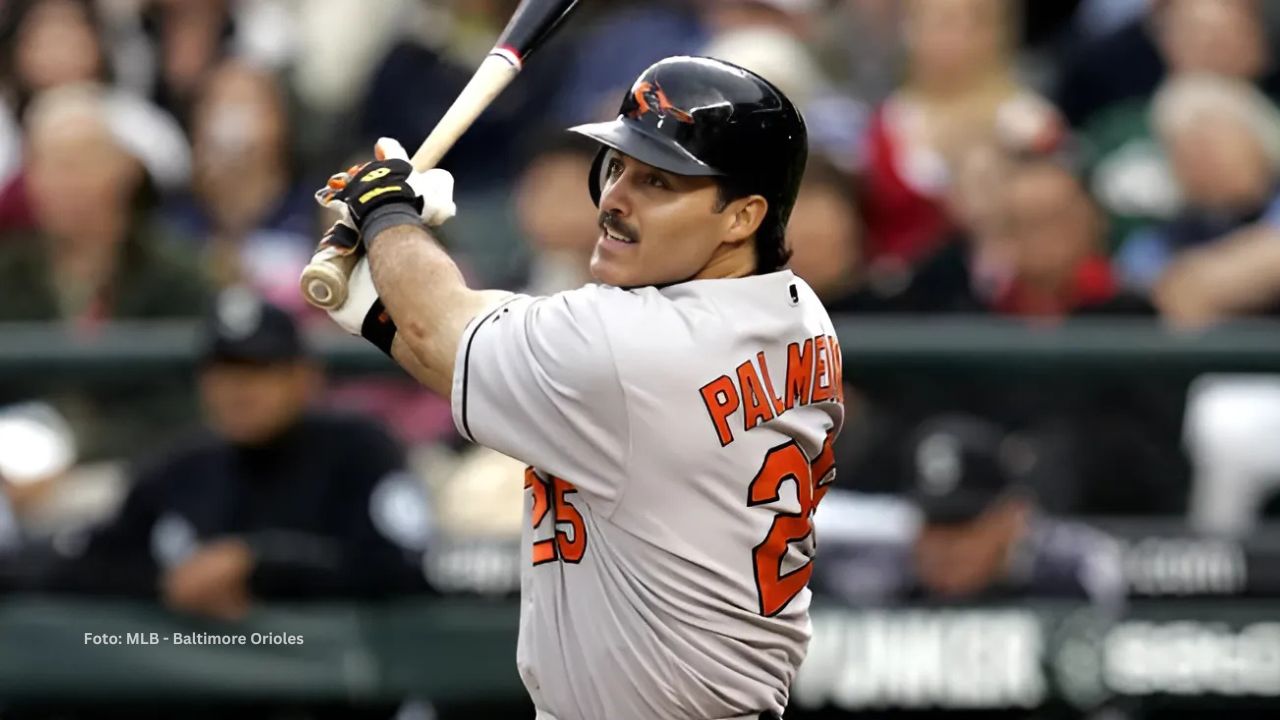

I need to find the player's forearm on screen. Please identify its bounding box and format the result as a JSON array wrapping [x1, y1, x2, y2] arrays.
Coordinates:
[[367, 224, 509, 397], [390, 335, 451, 391]]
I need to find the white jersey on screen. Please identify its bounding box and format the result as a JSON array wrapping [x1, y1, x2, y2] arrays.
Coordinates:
[[451, 271, 844, 720]]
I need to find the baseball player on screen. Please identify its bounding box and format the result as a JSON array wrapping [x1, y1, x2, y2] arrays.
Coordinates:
[[317, 57, 844, 720]]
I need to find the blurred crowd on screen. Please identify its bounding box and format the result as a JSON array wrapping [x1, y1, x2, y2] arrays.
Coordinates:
[[1, 0, 1279, 641]]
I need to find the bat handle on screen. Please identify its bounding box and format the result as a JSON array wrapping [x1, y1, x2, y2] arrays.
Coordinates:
[[300, 246, 359, 310]]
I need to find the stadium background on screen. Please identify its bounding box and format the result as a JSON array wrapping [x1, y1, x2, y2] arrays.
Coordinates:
[[3, 0, 1280, 718]]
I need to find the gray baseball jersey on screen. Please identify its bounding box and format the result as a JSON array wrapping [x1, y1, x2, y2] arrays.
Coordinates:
[[451, 271, 844, 720]]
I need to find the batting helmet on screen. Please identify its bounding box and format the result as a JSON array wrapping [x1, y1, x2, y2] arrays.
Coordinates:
[[568, 56, 808, 267]]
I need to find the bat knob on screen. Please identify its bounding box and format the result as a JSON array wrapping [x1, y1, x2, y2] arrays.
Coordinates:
[[299, 256, 353, 311], [309, 279, 335, 306]]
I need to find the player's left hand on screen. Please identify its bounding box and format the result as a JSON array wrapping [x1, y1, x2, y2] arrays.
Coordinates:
[[315, 138, 457, 234]]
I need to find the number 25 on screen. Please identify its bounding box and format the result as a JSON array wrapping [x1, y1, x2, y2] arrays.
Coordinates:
[[749, 435, 835, 616], [525, 469, 587, 565]]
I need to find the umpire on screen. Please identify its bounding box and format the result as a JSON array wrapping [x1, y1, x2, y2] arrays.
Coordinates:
[[44, 290, 433, 615]]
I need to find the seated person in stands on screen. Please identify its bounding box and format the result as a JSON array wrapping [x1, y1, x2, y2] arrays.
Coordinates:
[[1122, 74, 1280, 327], [43, 291, 433, 618], [785, 157, 873, 310], [985, 146, 1151, 318], [165, 60, 320, 316], [890, 96, 1152, 318], [0, 83, 209, 462], [815, 414, 1125, 608]]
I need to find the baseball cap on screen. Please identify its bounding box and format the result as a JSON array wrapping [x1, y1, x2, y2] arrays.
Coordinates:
[[199, 287, 306, 365], [907, 415, 1036, 524]]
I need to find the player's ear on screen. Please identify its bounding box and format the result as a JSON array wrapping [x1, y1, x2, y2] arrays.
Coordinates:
[[723, 195, 768, 245]]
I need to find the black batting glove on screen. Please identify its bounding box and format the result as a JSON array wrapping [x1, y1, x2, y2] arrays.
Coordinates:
[[316, 159, 423, 234]]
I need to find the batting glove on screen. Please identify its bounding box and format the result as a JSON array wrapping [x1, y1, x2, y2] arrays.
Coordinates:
[[315, 138, 457, 243]]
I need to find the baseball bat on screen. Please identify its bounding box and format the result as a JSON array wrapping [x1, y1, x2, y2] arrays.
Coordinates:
[[300, 0, 582, 310]]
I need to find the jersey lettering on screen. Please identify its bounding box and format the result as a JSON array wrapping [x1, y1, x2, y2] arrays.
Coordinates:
[[699, 375, 741, 447], [811, 336, 834, 403], [738, 360, 776, 432], [756, 351, 786, 417], [699, 334, 842, 446]]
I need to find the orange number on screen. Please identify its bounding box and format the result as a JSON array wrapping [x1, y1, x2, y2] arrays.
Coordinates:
[[749, 434, 836, 616], [524, 469, 588, 566]]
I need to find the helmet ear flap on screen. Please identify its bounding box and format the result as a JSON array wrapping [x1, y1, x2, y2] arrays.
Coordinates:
[[587, 148, 607, 207]]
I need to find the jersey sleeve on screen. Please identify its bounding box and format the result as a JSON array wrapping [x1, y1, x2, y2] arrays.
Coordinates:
[[451, 287, 630, 510]]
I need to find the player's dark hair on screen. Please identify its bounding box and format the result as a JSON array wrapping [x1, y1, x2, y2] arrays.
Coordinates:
[[713, 176, 792, 275]]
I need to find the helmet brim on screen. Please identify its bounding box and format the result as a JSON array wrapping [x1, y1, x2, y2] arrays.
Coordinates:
[[569, 118, 724, 178]]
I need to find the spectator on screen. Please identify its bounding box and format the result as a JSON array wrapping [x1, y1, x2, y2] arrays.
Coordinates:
[[878, 140, 1016, 313], [866, 95, 1150, 318], [989, 154, 1150, 319], [0, 83, 207, 461], [1116, 75, 1280, 325], [1055, 0, 1278, 130], [0, 0, 114, 224], [514, 133, 599, 296], [165, 59, 317, 315], [0, 83, 202, 323], [1073, 0, 1279, 242], [859, 0, 1031, 270], [44, 291, 434, 610], [786, 157, 868, 308], [814, 414, 1126, 606]]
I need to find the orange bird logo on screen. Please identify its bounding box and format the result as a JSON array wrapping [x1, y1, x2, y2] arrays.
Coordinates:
[[628, 81, 695, 124]]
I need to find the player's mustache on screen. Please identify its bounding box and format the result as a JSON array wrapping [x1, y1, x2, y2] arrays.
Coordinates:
[[599, 212, 639, 244]]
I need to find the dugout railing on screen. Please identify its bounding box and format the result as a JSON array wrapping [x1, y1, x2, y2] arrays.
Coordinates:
[[4, 316, 1280, 374]]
